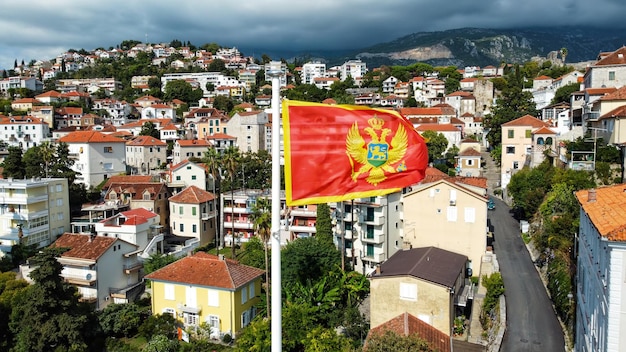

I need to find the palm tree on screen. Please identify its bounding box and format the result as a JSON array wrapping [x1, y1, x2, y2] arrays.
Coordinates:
[[39, 142, 56, 178], [203, 147, 222, 250], [222, 146, 240, 258], [560, 47, 568, 66], [251, 197, 271, 317]]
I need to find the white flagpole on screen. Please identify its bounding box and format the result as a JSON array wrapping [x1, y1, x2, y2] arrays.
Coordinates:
[[268, 62, 283, 352]]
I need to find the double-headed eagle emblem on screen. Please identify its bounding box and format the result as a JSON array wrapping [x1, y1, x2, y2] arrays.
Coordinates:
[[346, 115, 408, 186]]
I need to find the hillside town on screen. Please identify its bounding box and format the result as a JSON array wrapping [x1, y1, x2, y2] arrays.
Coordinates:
[[0, 41, 625, 351]]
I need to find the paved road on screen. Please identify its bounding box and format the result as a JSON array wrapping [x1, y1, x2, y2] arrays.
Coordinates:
[[488, 198, 566, 352]]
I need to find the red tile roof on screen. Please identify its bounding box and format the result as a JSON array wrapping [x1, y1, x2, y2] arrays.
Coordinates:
[[52, 233, 117, 261], [366, 312, 451, 352], [533, 126, 556, 135], [599, 105, 626, 120], [599, 85, 626, 101], [126, 135, 167, 146], [415, 124, 460, 132], [169, 185, 215, 204], [119, 208, 158, 225], [595, 46, 626, 66], [501, 115, 550, 128], [458, 148, 482, 157], [575, 185, 626, 241], [58, 131, 127, 143], [105, 182, 166, 200], [177, 139, 212, 147], [145, 252, 264, 289]]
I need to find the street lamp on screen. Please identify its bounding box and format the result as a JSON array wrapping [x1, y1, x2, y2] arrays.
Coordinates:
[[266, 60, 284, 352]]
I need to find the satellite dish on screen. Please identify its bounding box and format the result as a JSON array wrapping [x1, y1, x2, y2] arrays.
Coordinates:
[[86, 273, 92, 280]]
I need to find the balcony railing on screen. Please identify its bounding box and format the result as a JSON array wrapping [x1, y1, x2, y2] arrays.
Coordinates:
[[362, 232, 384, 244]]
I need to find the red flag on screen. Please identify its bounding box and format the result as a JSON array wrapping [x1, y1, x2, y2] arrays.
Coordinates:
[[282, 100, 428, 206]]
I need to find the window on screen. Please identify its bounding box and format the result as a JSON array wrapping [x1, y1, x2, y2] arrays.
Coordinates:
[[143, 193, 151, 200], [241, 310, 250, 328], [366, 243, 374, 257], [249, 282, 255, 299], [57, 212, 64, 220], [192, 207, 196, 216], [179, 206, 183, 215], [56, 198, 63, 206], [208, 315, 219, 331], [184, 313, 199, 326], [191, 175, 196, 180], [365, 225, 374, 239], [506, 146, 515, 154], [545, 137, 553, 145], [192, 224, 197, 233], [609, 71, 616, 81], [537, 137, 545, 145], [180, 223, 184, 232], [164, 284, 175, 300], [241, 286, 248, 304], [104, 146, 113, 153], [507, 129, 514, 138], [447, 206, 458, 221], [399, 282, 417, 301], [513, 161, 519, 169], [464, 207, 476, 223], [56, 184, 62, 192], [163, 308, 175, 316], [208, 290, 219, 307], [176, 175, 181, 181]]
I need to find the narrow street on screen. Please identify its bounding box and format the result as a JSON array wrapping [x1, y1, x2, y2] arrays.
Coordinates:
[[481, 150, 567, 352]]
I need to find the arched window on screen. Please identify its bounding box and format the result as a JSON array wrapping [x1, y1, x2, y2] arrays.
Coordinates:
[[537, 137, 545, 145], [546, 137, 553, 146]]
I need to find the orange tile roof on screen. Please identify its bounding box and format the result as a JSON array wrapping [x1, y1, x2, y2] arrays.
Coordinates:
[[595, 46, 626, 66], [103, 175, 154, 189], [599, 105, 626, 120], [575, 185, 626, 241], [105, 182, 166, 201], [119, 208, 158, 225], [169, 185, 215, 204], [458, 148, 481, 157], [366, 312, 450, 352], [415, 124, 460, 132], [599, 85, 626, 100], [586, 87, 617, 96], [145, 251, 264, 289], [12, 98, 39, 104], [52, 233, 117, 261], [399, 107, 445, 116], [177, 139, 212, 147], [421, 173, 488, 190], [534, 75, 553, 80], [58, 131, 126, 143], [501, 115, 550, 128], [36, 90, 62, 98], [126, 135, 167, 146], [205, 133, 235, 140], [533, 126, 556, 135]]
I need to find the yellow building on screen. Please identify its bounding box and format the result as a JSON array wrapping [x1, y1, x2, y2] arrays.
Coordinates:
[[145, 252, 264, 338], [369, 247, 468, 336]]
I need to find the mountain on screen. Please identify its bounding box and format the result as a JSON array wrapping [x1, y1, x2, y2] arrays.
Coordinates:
[[256, 26, 626, 68]]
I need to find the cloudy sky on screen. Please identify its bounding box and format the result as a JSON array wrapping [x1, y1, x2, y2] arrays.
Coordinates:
[[1, 0, 625, 70]]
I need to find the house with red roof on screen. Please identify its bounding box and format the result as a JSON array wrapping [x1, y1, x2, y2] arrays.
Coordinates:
[[11, 97, 40, 111], [165, 160, 211, 194], [94, 208, 163, 259], [365, 312, 452, 352], [92, 98, 132, 126], [168, 185, 217, 247], [125, 135, 167, 174], [500, 115, 551, 192], [141, 103, 175, 120], [455, 148, 483, 177], [35, 90, 64, 104], [583, 46, 626, 91], [0, 115, 50, 151], [20, 233, 143, 309], [58, 131, 127, 187], [145, 252, 264, 338], [172, 139, 213, 164], [103, 182, 169, 230]]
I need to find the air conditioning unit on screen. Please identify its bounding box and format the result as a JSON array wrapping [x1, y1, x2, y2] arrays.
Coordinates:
[[450, 200, 456, 206]]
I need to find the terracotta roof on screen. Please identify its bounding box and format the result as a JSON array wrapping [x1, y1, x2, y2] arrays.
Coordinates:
[[145, 252, 264, 289], [400, 107, 447, 116], [575, 185, 626, 241], [58, 131, 126, 143], [415, 124, 460, 132], [533, 126, 556, 135], [599, 85, 626, 100], [595, 46, 626, 66], [501, 115, 550, 128], [421, 174, 488, 190], [0, 116, 45, 125], [169, 185, 215, 204], [366, 312, 451, 352], [177, 139, 212, 147], [599, 105, 626, 120], [425, 167, 447, 177], [372, 247, 467, 288], [119, 208, 158, 225], [52, 233, 117, 261], [12, 98, 39, 104], [458, 148, 482, 157], [585, 87, 617, 96], [105, 182, 166, 200], [534, 75, 553, 81], [205, 133, 236, 140], [36, 90, 62, 98], [126, 135, 167, 146]]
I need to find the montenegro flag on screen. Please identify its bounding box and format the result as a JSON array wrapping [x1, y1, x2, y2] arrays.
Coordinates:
[[282, 100, 428, 206]]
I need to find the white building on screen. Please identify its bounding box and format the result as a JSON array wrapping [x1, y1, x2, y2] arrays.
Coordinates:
[[169, 185, 217, 247], [58, 131, 127, 187], [95, 207, 163, 258], [0, 178, 70, 256], [575, 186, 626, 352], [301, 61, 327, 85], [226, 110, 268, 153], [0, 115, 50, 150], [340, 60, 367, 82], [125, 136, 168, 175]]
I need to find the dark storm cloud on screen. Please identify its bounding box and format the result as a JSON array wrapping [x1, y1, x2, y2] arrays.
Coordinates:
[[1, 0, 625, 69]]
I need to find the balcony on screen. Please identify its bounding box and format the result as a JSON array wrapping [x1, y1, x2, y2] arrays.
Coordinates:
[[222, 221, 254, 230], [364, 215, 385, 226], [290, 225, 316, 233], [583, 111, 600, 122], [362, 252, 385, 263], [62, 270, 97, 285], [222, 206, 251, 214], [290, 209, 316, 217], [202, 210, 217, 220], [123, 261, 143, 274], [362, 232, 385, 244]]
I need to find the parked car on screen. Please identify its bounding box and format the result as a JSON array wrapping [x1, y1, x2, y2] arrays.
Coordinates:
[[487, 197, 496, 210]]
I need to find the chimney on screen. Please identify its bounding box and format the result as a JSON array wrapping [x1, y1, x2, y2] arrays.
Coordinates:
[[218, 254, 225, 261], [588, 189, 597, 203]]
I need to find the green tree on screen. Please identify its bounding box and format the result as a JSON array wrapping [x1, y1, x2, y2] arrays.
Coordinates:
[[207, 59, 227, 72], [10, 247, 100, 351], [315, 203, 333, 246], [139, 121, 161, 138], [304, 326, 352, 352], [214, 95, 235, 114], [420, 130, 448, 162], [144, 253, 178, 276], [1, 146, 25, 179], [235, 317, 271, 352], [23, 145, 45, 178], [142, 334, 179, 352], [203, 147, 224, 248], [98, 303, 149, 338], [364, 330, 431, 351], [138, 313, 178, 340], [0, 272, 28, 350], [282, 237, 341, 285], [164, 79, 203, 105], [551, 82, 579, 105]]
